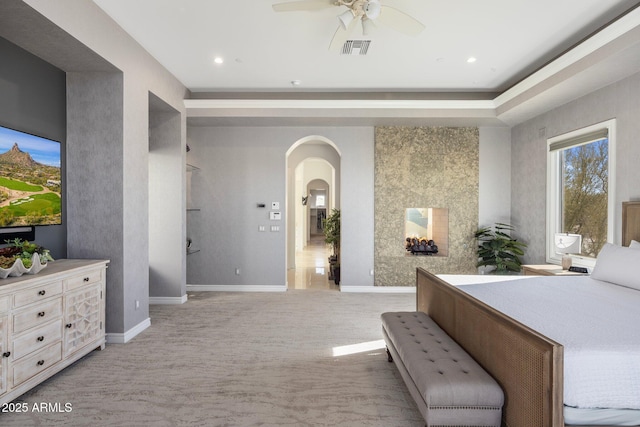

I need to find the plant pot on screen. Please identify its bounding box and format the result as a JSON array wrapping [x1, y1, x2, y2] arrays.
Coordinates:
[[0, 253, 47, 279]]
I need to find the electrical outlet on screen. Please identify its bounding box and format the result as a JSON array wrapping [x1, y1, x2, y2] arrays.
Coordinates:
[[235, 268, 241, 275], [135, 300, 140, 310]]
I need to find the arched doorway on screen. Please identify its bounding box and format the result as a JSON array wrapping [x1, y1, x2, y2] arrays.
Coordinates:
[[286, 137, 341, 289]]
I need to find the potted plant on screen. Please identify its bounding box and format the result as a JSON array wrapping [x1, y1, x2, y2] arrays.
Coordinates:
[[474, 223, 527, 274], [323, 208, 340, 284]]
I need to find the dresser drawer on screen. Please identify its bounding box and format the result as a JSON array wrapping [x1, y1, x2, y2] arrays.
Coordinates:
[[64, 269, 103, 292], [13, 298, 63, 335], [13, 281, 63, 308], [12, 342, 62, 386], [0, 296, 9, 314], [13, 320, 62, 360]]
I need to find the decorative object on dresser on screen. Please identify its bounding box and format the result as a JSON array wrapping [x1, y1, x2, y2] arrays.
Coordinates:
[[0, 259, 108, 404], [554, 232, 582, 270], [0, 239, 55, 279]]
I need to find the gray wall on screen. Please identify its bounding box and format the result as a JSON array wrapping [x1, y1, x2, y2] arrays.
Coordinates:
[[149, 97, 186, 300], [0, 36, 66, 257], [186, 126, 374, 288], [511, 70, 640, 264], [479, 127, 511, 227], [4, 0, 189, 338]]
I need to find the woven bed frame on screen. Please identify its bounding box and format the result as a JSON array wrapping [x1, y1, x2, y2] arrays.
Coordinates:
[[416, 201, 640, 427]]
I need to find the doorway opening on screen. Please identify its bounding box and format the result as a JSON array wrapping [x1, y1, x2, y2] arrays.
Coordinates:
[[286, 137, 341, 290]]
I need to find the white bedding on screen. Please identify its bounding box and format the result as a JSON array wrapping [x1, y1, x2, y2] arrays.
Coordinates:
[[448, 275, 640, 410]]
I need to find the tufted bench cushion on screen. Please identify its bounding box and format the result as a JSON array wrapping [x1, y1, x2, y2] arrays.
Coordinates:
[[382, 311, 503, 427]]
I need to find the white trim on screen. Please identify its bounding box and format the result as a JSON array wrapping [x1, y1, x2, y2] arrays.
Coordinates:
[[340, 286, 416, 293], [546, 119, 616, 267], [185, 98, 496, 111], [187, 284, 287, 292], [149, 295, 188, 305], [494, 7, 640, 109], [106, 317, 151, 344]]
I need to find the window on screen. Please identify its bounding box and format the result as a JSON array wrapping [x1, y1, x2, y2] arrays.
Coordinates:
[[546, 120, 616, 267]]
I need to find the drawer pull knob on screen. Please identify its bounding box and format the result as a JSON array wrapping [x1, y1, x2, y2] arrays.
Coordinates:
[[2, 352, 9, 358], [37, 336, 44, 342], [38, 290, 46, 296], [37, 311, 45, 317], [83, 277, 90, 282], [37, 360, 45, 366], [65, 323, 72, 329]]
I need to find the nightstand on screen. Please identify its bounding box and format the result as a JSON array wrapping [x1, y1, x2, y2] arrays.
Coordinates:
[[521, 264, 586, 276]]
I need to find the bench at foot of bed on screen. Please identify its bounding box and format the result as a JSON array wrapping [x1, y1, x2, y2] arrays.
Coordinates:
[[382, 311, 504, 427]]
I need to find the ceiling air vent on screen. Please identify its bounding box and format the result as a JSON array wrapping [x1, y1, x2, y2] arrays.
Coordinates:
[[341, 40, 371, 55]]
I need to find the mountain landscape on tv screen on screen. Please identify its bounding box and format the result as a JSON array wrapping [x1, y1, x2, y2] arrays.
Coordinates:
[[0, 143, 61, 227]]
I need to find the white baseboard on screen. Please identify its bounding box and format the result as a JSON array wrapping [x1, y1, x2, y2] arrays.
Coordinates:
[[106, 317, 151, 344], [187, 284, 287, 292], [340, 286, 416, 293], [149, 295, 188, 305]]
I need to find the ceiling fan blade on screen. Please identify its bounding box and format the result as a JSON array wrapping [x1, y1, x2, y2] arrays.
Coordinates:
[[329, 16, 359, 51], [272, 0, 335, 12], [376, 6, 425, 36]]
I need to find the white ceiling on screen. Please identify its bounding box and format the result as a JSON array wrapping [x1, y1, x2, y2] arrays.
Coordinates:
[[92, 0, 638, 94]]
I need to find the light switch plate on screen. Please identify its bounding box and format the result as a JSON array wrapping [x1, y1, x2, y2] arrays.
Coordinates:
[[269, 211, 281, 220], [271, 202, 280, 210]]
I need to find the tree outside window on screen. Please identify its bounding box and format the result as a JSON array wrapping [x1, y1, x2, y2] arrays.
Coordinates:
[[561, 138, 608, 257]]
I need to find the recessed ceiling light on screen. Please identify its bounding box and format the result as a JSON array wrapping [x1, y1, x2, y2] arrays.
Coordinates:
[[214, 57, 224, 64], [467, 57, 477, 63]]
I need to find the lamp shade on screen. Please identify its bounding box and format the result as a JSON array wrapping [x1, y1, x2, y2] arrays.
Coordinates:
[[337, 10, 355, 29], [554, 233, 582, 254], [362, 16, 375, 35], [363, 0, 381, 19]]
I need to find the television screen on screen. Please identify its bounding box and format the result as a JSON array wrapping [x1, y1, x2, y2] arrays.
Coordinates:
[[0, 125, 61, 227]]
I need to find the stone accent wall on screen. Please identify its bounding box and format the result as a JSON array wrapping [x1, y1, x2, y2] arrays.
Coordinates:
[[374, 127, 479, 286]]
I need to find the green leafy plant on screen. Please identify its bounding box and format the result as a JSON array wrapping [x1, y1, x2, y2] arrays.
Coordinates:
[[323, 208, 340, 262], [474, 223, 527, 274], [0, 238, 54, 269]]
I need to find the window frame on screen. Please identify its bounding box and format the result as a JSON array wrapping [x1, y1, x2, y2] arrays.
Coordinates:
[[546, 119, 616, 268]]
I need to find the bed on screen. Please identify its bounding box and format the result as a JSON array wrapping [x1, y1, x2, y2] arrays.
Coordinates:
[[415, 201, 640, 427]]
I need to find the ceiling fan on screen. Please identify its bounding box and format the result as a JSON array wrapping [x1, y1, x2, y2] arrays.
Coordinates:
[[272, 0, 425, 51]]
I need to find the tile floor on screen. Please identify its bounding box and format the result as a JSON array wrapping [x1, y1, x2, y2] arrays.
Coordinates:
[[287, 234, 339, 290]]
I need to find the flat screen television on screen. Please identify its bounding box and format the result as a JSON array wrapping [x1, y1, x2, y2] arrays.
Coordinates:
[[0, 125, 61, 228]]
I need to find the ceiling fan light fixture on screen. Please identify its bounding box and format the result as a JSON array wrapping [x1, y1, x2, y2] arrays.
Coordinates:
[[362, 17, 375, 36], [363, 0, 381, 19], [337, 9, 355, 30]]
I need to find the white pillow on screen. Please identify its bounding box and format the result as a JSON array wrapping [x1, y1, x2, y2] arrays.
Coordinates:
[[630, 240, 640, 249], [591, 243, 640, 290]]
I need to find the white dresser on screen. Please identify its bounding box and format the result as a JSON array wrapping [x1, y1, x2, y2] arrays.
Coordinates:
[[0, 259, 108, 404]]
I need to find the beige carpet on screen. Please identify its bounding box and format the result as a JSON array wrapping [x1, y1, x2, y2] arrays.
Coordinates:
[[1, 290, 424, 427]]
